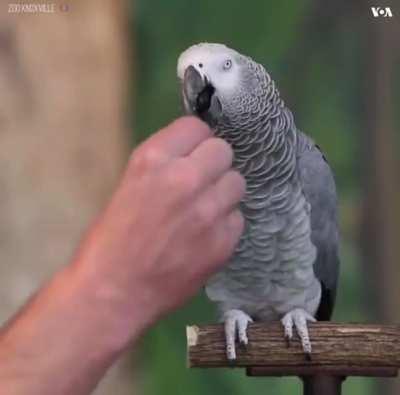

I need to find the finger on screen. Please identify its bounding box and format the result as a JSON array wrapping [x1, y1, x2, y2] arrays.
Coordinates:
[[143, 116, 211, 158], [188, 138, 234, 186], [191, 172, 245, 237], [224, 209, 245, 247], [211, 170, 246, 216], [195, 171, 245, 226], [212, 209, 245, 267], [195, 209, 244, 280]]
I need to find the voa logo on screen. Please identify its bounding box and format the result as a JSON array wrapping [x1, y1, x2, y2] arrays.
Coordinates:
[[371, 7, 393, 17]]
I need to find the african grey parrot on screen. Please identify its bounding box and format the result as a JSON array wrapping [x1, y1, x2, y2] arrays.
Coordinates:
[[177, 43, 340, 360]]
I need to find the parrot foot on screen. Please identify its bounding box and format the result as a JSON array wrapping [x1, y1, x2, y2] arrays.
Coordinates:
[[223, 309, 253, 361], [281, 308, 316, 359]]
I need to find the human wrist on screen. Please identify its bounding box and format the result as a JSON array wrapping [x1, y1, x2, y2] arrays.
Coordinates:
[[69, 248, 160, 354]]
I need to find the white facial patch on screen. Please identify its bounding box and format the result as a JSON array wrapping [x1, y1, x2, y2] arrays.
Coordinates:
[[177, 43, 242, 99]]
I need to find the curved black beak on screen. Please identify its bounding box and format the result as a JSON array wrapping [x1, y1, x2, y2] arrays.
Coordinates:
[[183, 66, 215, 115]]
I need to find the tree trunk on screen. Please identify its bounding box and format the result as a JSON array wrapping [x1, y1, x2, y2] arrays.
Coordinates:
[[362, 2, 400, 394], [0, 2, 134, 394]]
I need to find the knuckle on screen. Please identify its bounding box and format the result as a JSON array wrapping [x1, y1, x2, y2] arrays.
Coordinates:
[[228, 170, 246, 186], [217, 170, 246, 202], [211, 138, 233, 162], [166, 159, 201, 195], [130, 146, 166, 172], [194, 200, 219, 228]]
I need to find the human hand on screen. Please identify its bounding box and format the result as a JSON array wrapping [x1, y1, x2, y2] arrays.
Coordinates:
[[0, 117, 246, 395], [75, 116, 246, 339]]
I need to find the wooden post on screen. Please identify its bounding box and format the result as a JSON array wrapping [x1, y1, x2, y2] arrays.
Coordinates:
[[187, 323, 400, 395], [302, 376, 344, 395]]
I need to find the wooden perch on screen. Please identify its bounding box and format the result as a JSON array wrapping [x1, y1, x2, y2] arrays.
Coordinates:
[[187, 322, 400, 377]]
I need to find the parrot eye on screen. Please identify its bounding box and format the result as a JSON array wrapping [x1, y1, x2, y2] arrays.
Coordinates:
[[223, 59, 232, 70]]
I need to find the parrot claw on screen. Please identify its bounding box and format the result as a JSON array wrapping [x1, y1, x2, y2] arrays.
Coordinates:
[[281, 308, 316, 357], [223, 309, 253, 361]]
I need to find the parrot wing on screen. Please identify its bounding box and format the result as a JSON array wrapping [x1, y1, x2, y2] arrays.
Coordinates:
[[297, 132, 340, 320]]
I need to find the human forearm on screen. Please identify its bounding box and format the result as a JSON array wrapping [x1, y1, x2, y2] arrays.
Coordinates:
[[0, 259, 142, 395], [0, 117, 245, 394]]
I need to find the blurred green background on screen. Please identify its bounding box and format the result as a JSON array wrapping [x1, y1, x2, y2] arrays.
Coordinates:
[[1, 2, 397, 395], [133, 1, 399, 394]]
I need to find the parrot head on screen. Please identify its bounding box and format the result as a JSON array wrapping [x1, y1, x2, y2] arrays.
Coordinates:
[[177, 43, 270, 128]]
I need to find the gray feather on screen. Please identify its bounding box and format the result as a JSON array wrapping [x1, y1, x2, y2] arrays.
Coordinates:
[[297, 132, 340, 319]]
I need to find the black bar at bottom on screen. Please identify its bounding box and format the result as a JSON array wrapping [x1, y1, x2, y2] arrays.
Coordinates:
[[302, 375, 345, 395]]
